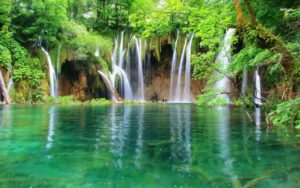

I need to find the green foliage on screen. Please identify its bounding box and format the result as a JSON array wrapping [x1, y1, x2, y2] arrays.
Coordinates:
[[84, 98, 111, 105], [130, 0, 188, 38], [283, 7, 300, 22], [230, 47, 281, 76], [43, 96, 111, 105], [196, 89, 229, 106], [269, 97, 300, 129], [192, 52, 219, 80], [12, 0, 68, 45], [0, 29, 45, 102], [69, 32, 112, 60], [0, 45, 12, 68], [0, 0, 12, 28], [45, 95, 81, 105], [249, 0, 300, 32], [96, 57, 109, 75], [185, 2, 235, 50]]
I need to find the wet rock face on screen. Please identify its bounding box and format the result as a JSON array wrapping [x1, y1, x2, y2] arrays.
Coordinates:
[[60, 61, 106, 100], [145, 73, 205, 102]]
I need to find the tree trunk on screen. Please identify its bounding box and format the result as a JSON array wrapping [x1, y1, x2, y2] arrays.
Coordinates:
[[233, 0, 244, 26], [0, 70, 11, 104], [244, 0, 257, 25]]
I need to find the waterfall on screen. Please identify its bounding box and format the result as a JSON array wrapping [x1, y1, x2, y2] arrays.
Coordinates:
[[118, 31, 126, 96], [98, 71, 118, 100], [174, 38, 188, 102], [133, 37, 145, 101], [183, 33, 194, 102], [95, 47, 99, 57], [7, 65, 13, 93], [214, 28, 236, 103], [169, 32, 179, 100], [172, 34, 193, 103], [118, 31, 125, 68], [254, 68, 262, 105], [241, 69, 248, 95], [98, 32, 134, 101], [41, 47, 58, 97]]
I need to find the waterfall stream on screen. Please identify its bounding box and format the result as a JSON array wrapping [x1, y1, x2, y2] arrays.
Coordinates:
[[7, 65, 13, 93], [241, 69, 248, 96], [254, 68, 262, 105], [41, 47, 58, 97], [169, 32, 179, 101], [98, 32, 135, 101], [214, 28, 236, 103], [170, 34, 193, 103], [98, 32, 195, 102], [183, 33, 194, 102], [133, 37, 145, 101]]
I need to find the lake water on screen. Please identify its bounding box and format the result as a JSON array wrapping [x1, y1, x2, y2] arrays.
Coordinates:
[[0, 104, 299, 187]]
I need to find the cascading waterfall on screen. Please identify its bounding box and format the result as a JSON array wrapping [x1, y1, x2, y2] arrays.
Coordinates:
[[133, 36, 145, 101], [7, 65, 13, 93], [254, 68, 262, 105], [172, 34, 193, 103], [174, 38, 187, 102], [169, 32, 179, 100], [98, 32, 134, 101], [241, 69, 248, 95], [214, 28, 236, 103], [41, 47, 58, 97], [183, 33, 194, 102]]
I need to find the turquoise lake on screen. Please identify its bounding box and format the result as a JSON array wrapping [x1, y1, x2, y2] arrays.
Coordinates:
[[0, 104, 299, 187]]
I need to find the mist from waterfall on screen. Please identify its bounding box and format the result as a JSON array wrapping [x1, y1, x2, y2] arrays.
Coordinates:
[[214, 28, 236, 103], [41, 47, 58, 97], [254, 68, 262, 105]]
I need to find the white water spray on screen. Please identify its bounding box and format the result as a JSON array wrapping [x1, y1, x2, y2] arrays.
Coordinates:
[[7, 65, 13, 93], [214, 28, 236, 103], [98, 33, 134, 101], [241, 69, 248, 95], [172, 34, 193, 103], [133, 37, 145, 101], [254, 68, 262, 105], [183, 33, 194, 102], [174, 38, 188, 102], [169, 32, 179, 100], [41, 47, 58, 97]]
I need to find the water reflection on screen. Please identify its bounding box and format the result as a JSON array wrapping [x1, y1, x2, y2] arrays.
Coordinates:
[[254, 107, 262, 142], [0, 105, 13, 140], [110, 105, 132, 168], [46, 106, 56, 150], [215, 106, 237, 181], [135, 105, 144, 167], [169, 105, 192, 164]]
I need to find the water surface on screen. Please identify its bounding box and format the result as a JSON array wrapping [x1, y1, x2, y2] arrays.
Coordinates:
[[0, 104, 299, 187]]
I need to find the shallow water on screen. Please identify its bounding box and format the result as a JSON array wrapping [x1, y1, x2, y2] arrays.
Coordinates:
[[0, 104, 299, 188]]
